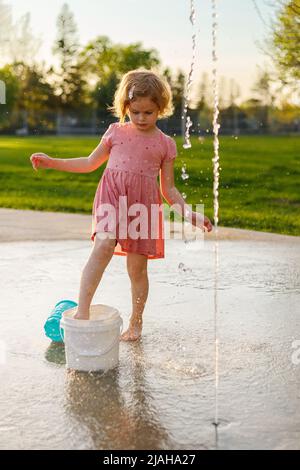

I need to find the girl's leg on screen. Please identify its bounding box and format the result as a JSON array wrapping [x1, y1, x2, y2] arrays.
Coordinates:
[[121, 252, 149, 341], [74, 233, 116, 320]]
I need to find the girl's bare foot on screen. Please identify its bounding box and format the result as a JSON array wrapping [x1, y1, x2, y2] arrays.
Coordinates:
[[73, 309, 90, 320], [120, 317, 143, 341]]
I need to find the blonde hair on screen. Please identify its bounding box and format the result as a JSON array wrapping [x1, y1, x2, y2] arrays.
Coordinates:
[[108, 69, 174, 123]]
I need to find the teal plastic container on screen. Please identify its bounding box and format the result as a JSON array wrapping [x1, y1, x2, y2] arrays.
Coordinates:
[[44, 300, 78, 342]]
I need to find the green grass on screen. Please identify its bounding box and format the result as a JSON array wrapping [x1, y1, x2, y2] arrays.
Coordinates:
[[0, 135, 299, 236]]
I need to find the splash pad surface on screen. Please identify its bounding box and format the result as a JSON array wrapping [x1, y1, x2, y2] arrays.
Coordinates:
[[0, 232, 299, 450]]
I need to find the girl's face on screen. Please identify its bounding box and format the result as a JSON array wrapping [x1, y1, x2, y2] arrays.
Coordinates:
[[127, 97, 159, 132]]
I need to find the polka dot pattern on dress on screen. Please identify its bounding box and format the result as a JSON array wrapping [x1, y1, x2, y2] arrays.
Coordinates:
[[92, 121, 177, 259]]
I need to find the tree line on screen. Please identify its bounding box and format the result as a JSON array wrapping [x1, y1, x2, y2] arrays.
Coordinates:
[[0, 1, 299, 135]]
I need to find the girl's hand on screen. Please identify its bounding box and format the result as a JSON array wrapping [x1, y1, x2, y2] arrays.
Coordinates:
[[191, 211, 213, 233], [30, 153, 53, 171]]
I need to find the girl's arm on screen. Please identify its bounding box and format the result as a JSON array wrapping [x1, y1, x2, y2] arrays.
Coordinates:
[[159, 159, 213, 232], [30, 142, 110, 173]]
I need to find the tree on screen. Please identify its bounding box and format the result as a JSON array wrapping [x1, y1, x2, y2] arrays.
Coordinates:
[[162, 67, 172, 87], [218, 76, 227, 109], [93, 71, 119, 118], [0, 62, 58, 131], [0, 65, 19, 128], [228, 78, 241, 134], [11, 62, 58, 131], [0, 11, 41, 65], [116, 42, 160, 74], [271, 0, 300, 82], [80, 36, 160, 82], [252, 69, 274, 106], [195, 72, 209, 112], [80, 36, 160, 115], [0, 0, 12, 63], [229, 78, 241, 108], [170, 70, 186, 117], [194, 72, 212, 131], [251, 69, 275, 132], [52, 3, 87, 110]]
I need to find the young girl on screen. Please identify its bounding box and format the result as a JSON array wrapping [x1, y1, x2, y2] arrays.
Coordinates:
[[30, 69, 213, 341]]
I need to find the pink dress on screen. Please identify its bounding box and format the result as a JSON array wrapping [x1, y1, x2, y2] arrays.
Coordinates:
[[91, 121, 177, 259]]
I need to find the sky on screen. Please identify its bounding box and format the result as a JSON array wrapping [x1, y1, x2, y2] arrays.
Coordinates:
[[2, 0, 277, 102]]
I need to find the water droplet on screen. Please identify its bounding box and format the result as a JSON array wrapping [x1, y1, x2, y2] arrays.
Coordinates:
[[181, 164, 190, 181], [183, 143, 192, 149]]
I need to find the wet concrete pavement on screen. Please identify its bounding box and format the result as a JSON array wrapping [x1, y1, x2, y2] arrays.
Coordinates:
[[0, 229, 299, 449]]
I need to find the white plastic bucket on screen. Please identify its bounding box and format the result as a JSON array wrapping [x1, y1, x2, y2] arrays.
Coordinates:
[[60, 304, 123, 372]]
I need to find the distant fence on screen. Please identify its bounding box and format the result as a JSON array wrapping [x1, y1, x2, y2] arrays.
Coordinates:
[[0, 109, 299, 136], [0, 110, 194, 137]]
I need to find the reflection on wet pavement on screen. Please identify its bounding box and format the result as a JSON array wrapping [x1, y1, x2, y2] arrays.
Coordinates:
[[0, 238, 299, 449]]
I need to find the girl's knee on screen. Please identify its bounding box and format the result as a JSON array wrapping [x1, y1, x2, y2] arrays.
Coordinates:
[[93, 233, 116, 257]]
